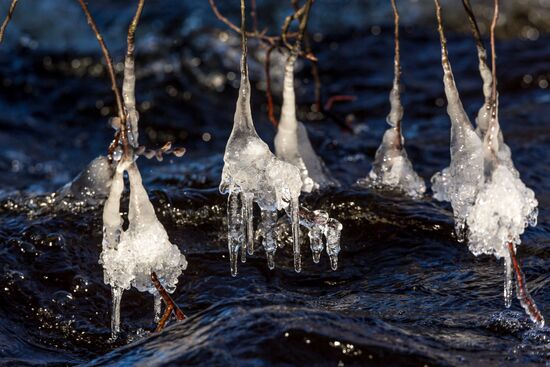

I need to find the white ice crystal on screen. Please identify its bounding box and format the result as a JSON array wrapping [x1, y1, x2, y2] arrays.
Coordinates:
[[100, 158, 187, 337], [220, 39, 342, 276], [430, 28, 483, 239], [356, 29, 425, 198], [274, 52, 339, 193]]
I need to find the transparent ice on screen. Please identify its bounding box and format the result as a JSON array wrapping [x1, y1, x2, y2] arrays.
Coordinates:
[[274, 52, 339, 193], [220, 39, 342, 276]]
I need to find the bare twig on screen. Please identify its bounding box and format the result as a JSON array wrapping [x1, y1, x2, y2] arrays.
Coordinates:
[[490, 0, 499, 110], [461, 0, 483, 50], [0, 0, 18, 44], [76, 0, 129, 152], [508, 243, 545, 326], [264, 45, 278, 126], [151, 271, 186, 332], [250, 0, 258, 34]]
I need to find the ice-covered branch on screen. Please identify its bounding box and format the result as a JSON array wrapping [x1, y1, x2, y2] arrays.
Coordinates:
[[356, 0, 425, 198]]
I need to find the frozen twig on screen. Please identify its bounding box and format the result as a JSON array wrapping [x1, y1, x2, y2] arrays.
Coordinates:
[[0, 0, 17, 44], [489, 0, 499, 113]]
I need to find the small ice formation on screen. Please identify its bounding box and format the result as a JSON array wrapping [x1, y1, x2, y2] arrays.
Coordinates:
[[101, 158, 187, 338], [57, 156, 114, 206], [274, 52, 339, 193], [356, 3, 425, 199], [220, 30, 342, 276], [430, 13, 483, 239]]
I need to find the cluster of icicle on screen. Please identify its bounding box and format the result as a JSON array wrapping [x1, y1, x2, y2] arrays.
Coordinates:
[[220, 35, 342, 277], [100, 44, 187, 338], [431, 6, 543, 327], [355, 5, 425, 199], [274, 52, 339, 193]]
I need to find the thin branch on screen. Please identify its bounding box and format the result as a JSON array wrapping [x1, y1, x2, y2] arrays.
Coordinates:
[[264, 45, 278, 126], [250, 0, 258, 34], [76, 0, 129, 151], [461, 0, 483, 50], [490, 0, 499, 108], [508, 243, 545, 326], [0, 0, 18, 44], [151, 271, 186, 332]]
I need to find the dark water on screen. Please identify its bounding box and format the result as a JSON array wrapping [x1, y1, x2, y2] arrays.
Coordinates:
[[0, 1, 550, 366]]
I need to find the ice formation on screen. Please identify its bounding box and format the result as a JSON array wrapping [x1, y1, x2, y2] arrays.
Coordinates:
[[58, 155, 114, 206], [101, 158, 187, 337], [432, 2, 544, 326], [97, 11, 187, 337], [220, 27, 342, 276], [356, 3, 425, 199], [274, 52, 339, 193], [430, 12, 483, 239]]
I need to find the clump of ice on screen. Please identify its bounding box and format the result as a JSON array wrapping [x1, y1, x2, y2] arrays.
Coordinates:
[[356, 30, 425, 198], [100, 158, 187, 337], [220, 42, 342, 276], [274, 52, 339, 193], [467, 164, 537, 259]]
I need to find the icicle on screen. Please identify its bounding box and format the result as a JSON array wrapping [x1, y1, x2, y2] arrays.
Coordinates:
[[154, 292, 162, 323], [504, 254, 513, 308], [290, 196, 301, 273], [243, 193, 255, 255], [274, 53, 339, 192], [325, 218, 342, 271], [227, 191, 243, 276], [111, 286, 123, 339], [308, 225, 324, 263], [260, 209, 278, 270]]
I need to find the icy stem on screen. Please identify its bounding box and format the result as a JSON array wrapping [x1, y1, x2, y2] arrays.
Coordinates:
[[356, 14, 424, 198], [111, 286, 123, 340], [308, 226, 324, 263], [431, 7, 483, 236], [274, 52, 339, 192]]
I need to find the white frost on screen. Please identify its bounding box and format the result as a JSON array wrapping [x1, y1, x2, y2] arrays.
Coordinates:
[[274, 53, 339, 193]]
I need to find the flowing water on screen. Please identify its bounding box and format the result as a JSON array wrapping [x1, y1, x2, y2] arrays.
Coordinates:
[[0, 1, 549, 366]]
